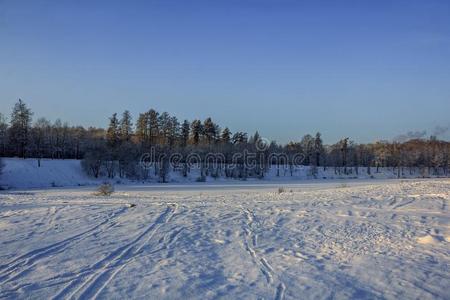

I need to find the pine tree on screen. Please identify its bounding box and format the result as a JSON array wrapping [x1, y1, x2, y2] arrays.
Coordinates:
[[170, 116, 180, 145], [106, 113, 120, 149], [136, 113, 148, 145], [221, 127, 231, 144], [159, 112, 171, 145], [250, 131, 261, 145], [181, 120, 190, 147], [119, 110, 133, 142], [9, 99, 33, 158], [314, 132, 324, 166], [191, 120, 203, 145], [148, 109, 159, 145], [203, 117, 216, 144]]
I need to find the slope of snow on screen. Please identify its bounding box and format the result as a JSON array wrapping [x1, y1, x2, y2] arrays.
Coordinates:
[[0, 158, 98, 189], [0, 179, 448, 299]]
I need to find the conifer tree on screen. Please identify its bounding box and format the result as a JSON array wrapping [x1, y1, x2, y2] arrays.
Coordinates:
[[106, 113, 120, 149], [191, 120, 202, 145], [9, 99, 33, 158], [181, 120, 190, 147], [136, 113, 148, 145], [221, 127, 231, 144], [314, 132, 324, 166], [148, 109, 159, 145], [203, 117, 216, 144], [119, 110, 133, 142]]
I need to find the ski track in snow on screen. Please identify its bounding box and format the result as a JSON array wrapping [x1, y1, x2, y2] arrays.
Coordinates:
[[52, 204, 178, 300], [0, 206, 128, 286], [242, 207, 285, 299], [0, 179, 449, 299]]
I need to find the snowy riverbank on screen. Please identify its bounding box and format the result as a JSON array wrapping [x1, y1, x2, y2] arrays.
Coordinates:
[[1, 158, 447, 190]]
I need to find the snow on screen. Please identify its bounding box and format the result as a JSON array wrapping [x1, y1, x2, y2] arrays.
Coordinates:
[[0, 158, 97, 189], [0, 179, 449, 299], [0, 157, 443, 190]]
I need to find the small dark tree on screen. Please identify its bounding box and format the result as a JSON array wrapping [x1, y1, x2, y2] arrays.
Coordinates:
[[9, 99, 33, 158], [81, 145, 107, 178]]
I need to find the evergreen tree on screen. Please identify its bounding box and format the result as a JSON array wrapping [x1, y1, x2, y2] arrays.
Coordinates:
[[9, 99, 33, 158], [148, 109, 159, 145], [119, 110, 133, 142], [169, 116, 180, 146], [250, 131, 261, 145], [159, 112, 171, 145], [136, 113, 148, 145], [106, 113, 120, 149], [221, 127, 231, 144], [314, 132, 324, 166], [191, 120, 203, 145], [203, 117, 216, 144], [181, 120, 190, 147]]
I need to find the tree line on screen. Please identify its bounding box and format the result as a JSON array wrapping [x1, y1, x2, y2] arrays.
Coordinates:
[[1, 99, 449, 181]]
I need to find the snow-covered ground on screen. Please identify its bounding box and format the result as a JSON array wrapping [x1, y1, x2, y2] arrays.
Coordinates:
[[0, 158, 97, 189], [0, 179, 449, 299], [0, 157, 444, 190]]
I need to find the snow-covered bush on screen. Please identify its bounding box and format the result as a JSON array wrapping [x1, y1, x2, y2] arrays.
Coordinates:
[[95, 183, 114, 196]]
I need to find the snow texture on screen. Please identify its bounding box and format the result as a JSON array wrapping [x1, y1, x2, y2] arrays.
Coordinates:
[[0, 179, 449, 299]]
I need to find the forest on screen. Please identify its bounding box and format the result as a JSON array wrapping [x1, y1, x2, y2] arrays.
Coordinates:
[[1, 99, 449, 181]]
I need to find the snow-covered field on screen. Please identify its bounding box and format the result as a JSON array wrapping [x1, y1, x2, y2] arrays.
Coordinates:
[[1, 157, 444, 190], [0, 179, 449, 299]]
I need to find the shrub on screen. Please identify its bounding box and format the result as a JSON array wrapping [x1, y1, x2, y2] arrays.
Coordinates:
[[95, 183, 114, 196]]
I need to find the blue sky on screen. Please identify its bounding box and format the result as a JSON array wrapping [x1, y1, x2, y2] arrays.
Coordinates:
[[1, 0, 449, 143]]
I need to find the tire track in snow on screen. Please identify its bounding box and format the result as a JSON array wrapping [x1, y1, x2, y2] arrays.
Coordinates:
[[0, 206, 128, 285], [275, 283, 286, 300], [242, 207, 286, 300], [52, 203, 177, 300]]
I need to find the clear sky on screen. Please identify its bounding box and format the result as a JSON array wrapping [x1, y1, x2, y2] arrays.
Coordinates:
[[1, 0, 449, 143]]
